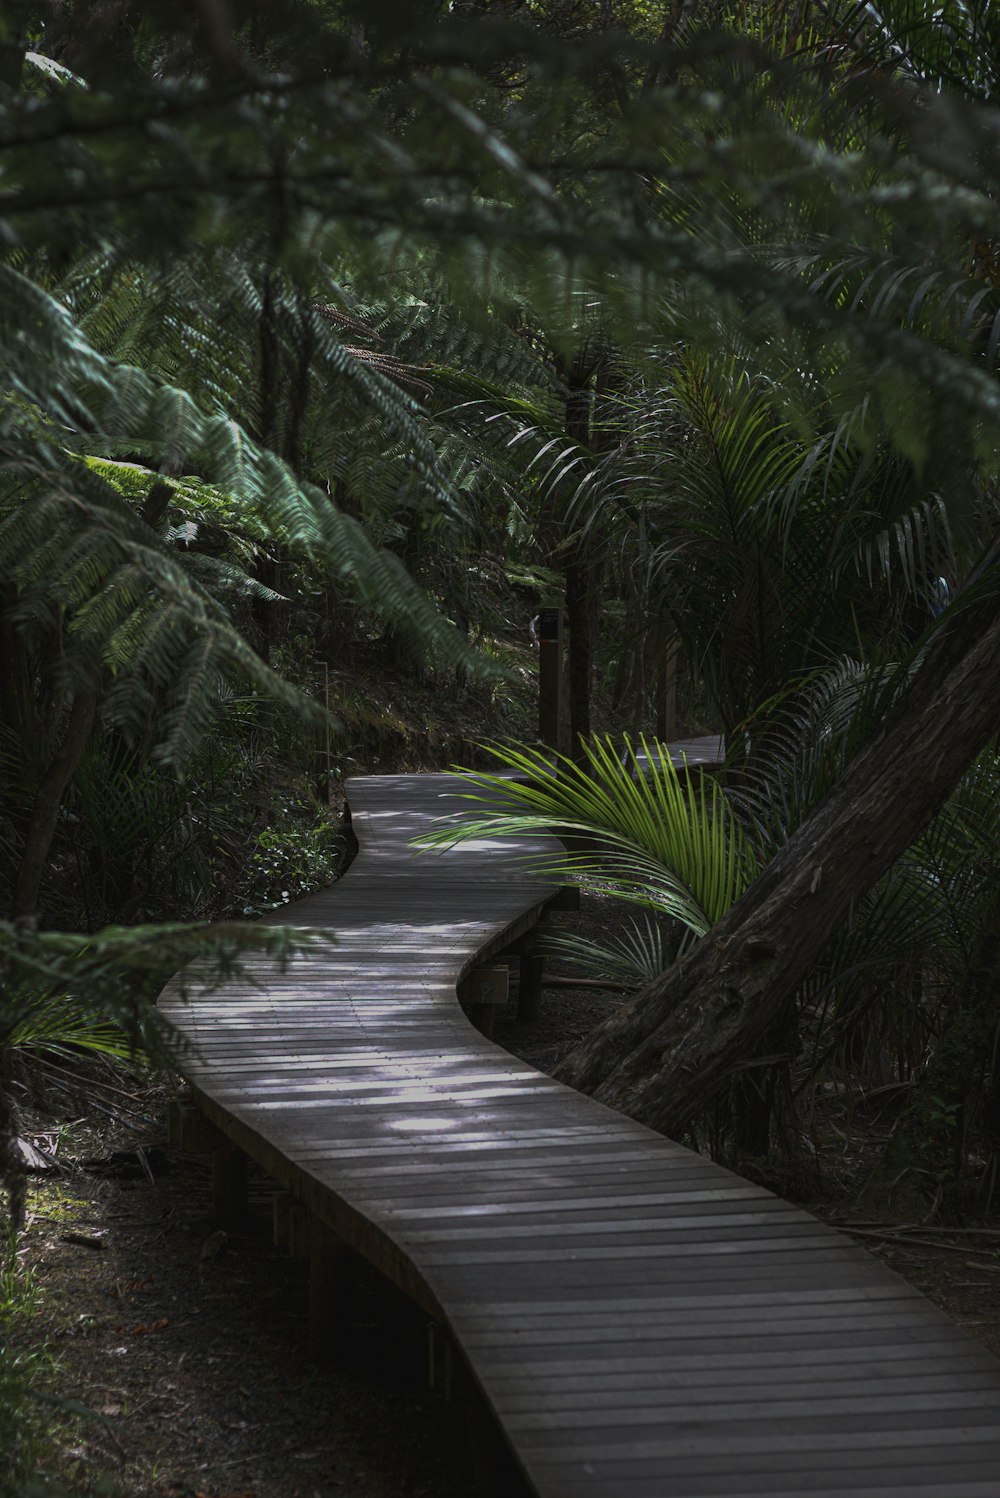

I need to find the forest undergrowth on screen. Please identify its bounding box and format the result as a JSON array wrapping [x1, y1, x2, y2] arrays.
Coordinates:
[[9, 689, 1000, 1498], [9, 897, 1000, 1498]]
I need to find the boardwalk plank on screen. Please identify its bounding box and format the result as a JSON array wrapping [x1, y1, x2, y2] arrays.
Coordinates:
[[160, 763, 1000, 1498]]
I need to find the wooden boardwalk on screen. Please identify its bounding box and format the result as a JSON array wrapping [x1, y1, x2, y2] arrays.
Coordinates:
[[161, 766, 1000, 1497]]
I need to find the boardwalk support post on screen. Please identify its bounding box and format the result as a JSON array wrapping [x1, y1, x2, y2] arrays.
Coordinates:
[[167, 1094, 218, 1153], [537, 605, 566, 751], [168, 1094, 248, 1225], [511, 889, 576, 1021], [308, 1219, 351, 1358], [272, 1190, 290, 1250], [427, 1321, 454, 1401], [515, 928, 546, 1022], [212, 1141, 248, 1224], [273, 1191, 310, 1257], [288, 1200, 311, 1259], [458, 965, 508, 1037]]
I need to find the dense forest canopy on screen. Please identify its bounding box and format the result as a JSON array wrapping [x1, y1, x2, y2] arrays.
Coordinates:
[[4, 0, 1000, 1264]]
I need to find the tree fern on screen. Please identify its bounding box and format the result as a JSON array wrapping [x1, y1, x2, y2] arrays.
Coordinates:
[[0, 262, 486, 767], [0, 919, 321, 1069]]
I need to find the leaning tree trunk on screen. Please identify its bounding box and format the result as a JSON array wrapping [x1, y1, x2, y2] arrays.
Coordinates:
[[556, 560, 1000, 1138]]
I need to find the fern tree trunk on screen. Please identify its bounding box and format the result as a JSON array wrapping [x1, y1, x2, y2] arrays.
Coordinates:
[[561, 339, 620, 758], [0, 17, 26, 88], [565, 555, 599, 754], [561, 353, 598, 756], [556, 571, 1000, 1137], [11, 689, 98, 927]]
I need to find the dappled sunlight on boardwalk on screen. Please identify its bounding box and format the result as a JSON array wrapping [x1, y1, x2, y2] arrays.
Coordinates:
[[161, 764, 1000, 1498]]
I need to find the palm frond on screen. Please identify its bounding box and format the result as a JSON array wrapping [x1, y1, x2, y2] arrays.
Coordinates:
[[539, 914, 674, 990], [420, 737, 753, 939]]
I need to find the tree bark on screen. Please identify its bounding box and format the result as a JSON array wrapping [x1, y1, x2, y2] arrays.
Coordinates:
[[561, 339, 620, 758], [61, 0, 140, 88], [556, 569, 1000, 1137], [565, 554, 598, 756], [11, 689, 98, 926], [0, 17, 27, 89]]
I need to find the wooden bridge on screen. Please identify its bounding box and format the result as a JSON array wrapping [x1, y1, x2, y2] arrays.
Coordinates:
[[160, 764, 1000, 1497]]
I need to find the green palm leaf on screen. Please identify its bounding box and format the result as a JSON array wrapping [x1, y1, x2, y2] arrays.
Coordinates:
[[420, 737, 753, 941], [539, 914, 673, 990]]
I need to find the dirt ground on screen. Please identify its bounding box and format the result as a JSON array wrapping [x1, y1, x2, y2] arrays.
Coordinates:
[[17, 1128, 479, 1498], [13, 894, 1000, 1497]]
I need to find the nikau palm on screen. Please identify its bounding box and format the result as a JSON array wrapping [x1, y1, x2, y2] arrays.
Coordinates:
[[422, 736, 750, 944]]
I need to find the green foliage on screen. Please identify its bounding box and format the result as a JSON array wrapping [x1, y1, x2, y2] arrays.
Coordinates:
[[0, 1228, 123, 1496], [837, 0, 1000, 103], [240, 804, 350, 916], [0, 259, 482, 770], [6, 995, 131, 1063], [731, 658, 910, 848], [539, 913, 673, 991], [572, 348, 980, 733], [0, 920, 320, 1069], [3, 0, 1000, 1211], [421, 735, 751, 940], [0, 1240, 56, 1498]]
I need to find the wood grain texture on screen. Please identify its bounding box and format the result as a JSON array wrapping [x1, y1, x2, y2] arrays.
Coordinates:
[[159, 756, 1000, 1497]]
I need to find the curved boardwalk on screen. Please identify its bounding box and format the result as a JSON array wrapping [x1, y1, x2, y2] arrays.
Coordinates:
[[161, 767, 1000, 1498]]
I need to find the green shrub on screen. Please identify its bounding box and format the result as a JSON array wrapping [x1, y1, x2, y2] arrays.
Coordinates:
[[239, 802, 350, 915]]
